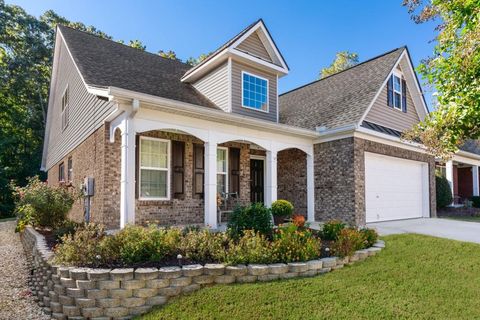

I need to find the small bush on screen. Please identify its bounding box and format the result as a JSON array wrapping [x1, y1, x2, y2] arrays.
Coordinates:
[[53, 220, 81, 243], [359, 228, 378, 248], [321, 220, 346, 241], [115, 225, 181, 264], [332, 228, 365, 258], [436, 174, 453, 208], [470, 196, 480, 208], [53, 223, 113, 266], [271, 199, 294, 217], [271, 224, 321, 262], [11, 176, 78, 230], [227, 203, 273, 238], [292, 214, 306, 228], [179, 230, 227, 262], [224, 230, 273, 265]]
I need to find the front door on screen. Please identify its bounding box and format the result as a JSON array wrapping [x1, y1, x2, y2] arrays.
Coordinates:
[[250, 158, 264, 203]]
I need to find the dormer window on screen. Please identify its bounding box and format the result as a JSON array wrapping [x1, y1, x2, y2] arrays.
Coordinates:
[[242, 71, 268, 112], [61, 86, 69, 130], [387, 72, 407, 113]]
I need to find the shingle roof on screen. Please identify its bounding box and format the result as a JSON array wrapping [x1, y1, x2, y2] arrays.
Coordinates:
[[58, 25, 217, 109], [460, 140, 480, 155], [279, 47, 404, 131]]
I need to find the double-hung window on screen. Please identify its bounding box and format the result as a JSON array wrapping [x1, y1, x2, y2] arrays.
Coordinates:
[[61, 86, 69, 130], [59, 162, 65, 182], [393, 74, 402, 110], [242, 72, 268, 112], [139, 137, 170, 200], [217, 147, 228, 195]]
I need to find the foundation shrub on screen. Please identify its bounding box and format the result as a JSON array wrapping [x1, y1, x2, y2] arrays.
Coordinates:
[[179, 229, 228, 262], [227, 203, 273, 238], [332, 228, 365, 258], [224, 230, 273, 265], [271, 224, 321, 263], [320, 220, 346, 241], [436, 174, 453, 208], [359, 228, 378, 248]]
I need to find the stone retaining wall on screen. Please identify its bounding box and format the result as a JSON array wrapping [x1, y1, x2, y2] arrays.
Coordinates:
[[21, 227, 385, 320]]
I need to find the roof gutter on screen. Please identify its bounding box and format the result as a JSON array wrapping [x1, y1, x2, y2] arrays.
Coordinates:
[[106, 86, 319, 139]]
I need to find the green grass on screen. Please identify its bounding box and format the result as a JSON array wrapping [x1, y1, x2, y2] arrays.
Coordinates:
[[139, 234, 480, 320], [441, 216, 480, 223]]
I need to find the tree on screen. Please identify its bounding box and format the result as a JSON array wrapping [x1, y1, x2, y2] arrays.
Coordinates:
[[402, 0, 480, 159], [0, 1, 115, 217], [118, 39, 146, 50], [186, 53, 211, 66], [158, 50, 179, 60], [319, 51, 359, 78]]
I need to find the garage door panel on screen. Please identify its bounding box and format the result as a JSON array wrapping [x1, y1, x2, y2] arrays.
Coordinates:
[[365, 152, 428, 223]]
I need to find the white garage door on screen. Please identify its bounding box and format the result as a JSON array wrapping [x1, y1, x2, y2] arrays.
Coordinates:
[[365, 152, 429, 223]]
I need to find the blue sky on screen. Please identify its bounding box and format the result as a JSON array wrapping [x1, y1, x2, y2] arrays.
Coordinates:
[[8, 0, 437, 105]]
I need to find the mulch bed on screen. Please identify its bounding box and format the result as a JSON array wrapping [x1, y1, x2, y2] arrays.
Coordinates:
[[437, 207, 480, 217]]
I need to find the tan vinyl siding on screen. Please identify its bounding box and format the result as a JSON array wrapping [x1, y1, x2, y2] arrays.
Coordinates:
[[364, 77, 420, 132], [231, 60, 277, 122], [192, 62, 229, 112], [237, 31, 273, 63], [45, 37, 115, 170]]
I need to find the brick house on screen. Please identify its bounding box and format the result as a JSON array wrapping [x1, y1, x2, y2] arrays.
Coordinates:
[[41, 20, 480, 230]]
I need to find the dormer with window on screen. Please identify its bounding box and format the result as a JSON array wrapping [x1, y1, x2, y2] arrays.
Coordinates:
[[61, 85, 69, 130], [182, 20, 288, 122]]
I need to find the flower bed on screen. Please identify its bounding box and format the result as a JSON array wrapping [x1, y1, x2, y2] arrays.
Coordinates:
[[21, 224, 385, 319]]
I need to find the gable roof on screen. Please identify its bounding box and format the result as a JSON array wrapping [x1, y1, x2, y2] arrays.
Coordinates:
[[181, 19, 289, 82], [57, 25, 217, 109], [279, 47, 405, 131]]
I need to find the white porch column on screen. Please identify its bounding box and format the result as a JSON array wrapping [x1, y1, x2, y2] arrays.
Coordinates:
[[265, 149, 278, 207], [473, 166, 479, 196], [445, 160, 454, 202], [119, 116, 136, 228], [204, 141, 218, 229], [306, 153, 315, 222]]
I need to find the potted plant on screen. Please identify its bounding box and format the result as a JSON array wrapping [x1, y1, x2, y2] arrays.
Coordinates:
[[271, 200, 294, 225]]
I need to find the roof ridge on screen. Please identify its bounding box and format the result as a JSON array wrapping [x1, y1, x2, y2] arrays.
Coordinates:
[[280, 46, 405, 97], [57, 24, 191, 67]]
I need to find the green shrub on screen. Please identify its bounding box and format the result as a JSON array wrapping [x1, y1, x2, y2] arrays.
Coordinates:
[[224, 230, 273, 265], [359, 228, 378, 248], [227, 203, 273, 238], [332, 228, 365, 258], [11, 176, 78, 230], [436, 174, 453, 208], [115, 225, 181, 264], [53, 220, 81, 243], [321, 220, 346, 241], [53, 223, 113, 266], [271, 200, 294, 217], [179, 230, 227, 262], [271, 223, 321, 262], [470, 196, 480, 208]]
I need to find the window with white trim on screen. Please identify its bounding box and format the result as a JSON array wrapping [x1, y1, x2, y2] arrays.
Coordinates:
[[61, 86, 69, 130], [139, 137, 170, 200], [393, 74, 402, 110], [217, 147, 228, 195], [242, 72, 268, 112]]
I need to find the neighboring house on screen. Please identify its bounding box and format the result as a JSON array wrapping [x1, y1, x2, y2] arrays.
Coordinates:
[[41, 19, 480, 230]]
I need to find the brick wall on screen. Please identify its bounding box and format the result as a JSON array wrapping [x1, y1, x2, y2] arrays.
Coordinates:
[[314, 137, 436, 226], [277, 149, 307, 216]]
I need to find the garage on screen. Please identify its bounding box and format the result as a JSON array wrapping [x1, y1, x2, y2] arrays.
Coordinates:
[[365, 152, 430, 223]]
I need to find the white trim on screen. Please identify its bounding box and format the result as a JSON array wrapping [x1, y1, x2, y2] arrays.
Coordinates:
[[230, 20, 289, 71], [392, 73, 403, 111], [217, 146, 229, 194], [276, 74, 279, 123], [181, 49, 229, 82], [227, 57, 232, 112], [355, 127, 427, 153], [107, 86, 319, 139], [61, 85, 69, 130], [241, 71, 269, 113], [229, 48, 287, 74], [401, 50, 430, 117], [250, 155, 266, 203], [138, 136, 171, 201]]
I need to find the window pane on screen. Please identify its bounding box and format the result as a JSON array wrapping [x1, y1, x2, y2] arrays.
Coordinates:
[[141, 139, 168, 168], [242, 73, 268, 110], [217, 174, 226, 194], [217, 149, 226, 173], [141, 169, 167, 198], [394, 76, 401, 92], [394, 92, 401, 108]]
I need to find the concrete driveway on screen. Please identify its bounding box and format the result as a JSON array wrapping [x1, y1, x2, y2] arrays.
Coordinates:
[[367, 218, 480, 244]]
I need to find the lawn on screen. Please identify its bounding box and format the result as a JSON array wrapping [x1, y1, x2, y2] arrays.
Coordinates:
[[139, 234, 480, 320]]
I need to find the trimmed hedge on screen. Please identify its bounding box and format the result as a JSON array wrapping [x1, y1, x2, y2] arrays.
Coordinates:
[[436, 174, 453, 208]]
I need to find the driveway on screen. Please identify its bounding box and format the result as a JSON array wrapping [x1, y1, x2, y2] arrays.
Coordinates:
[[367, 218, 480, 244]]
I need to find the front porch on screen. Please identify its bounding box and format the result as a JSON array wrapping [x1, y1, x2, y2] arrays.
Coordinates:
[[438, 156, 480, 206], [109, 103, 316, 229]]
